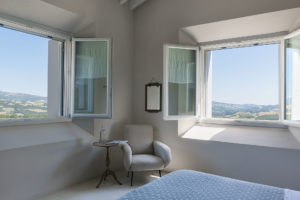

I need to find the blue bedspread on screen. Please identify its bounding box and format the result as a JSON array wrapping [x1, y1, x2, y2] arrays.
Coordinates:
[[118, 170, 285, 200]]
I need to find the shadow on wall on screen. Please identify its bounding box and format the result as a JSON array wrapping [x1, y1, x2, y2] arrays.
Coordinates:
[[73, 118, 95, 134], [49, 140, 106, 183], [0, 136, 106, 200]]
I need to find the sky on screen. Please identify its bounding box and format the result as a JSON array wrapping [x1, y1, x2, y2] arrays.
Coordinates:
[[0, 27, 49, 97], [211, 43, 279, 105]]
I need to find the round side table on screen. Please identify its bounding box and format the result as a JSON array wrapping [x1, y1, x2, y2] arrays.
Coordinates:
[[93, 141, 122, 188]]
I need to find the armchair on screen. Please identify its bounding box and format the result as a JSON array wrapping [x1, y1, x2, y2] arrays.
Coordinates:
[[121, 125, 171, 186]]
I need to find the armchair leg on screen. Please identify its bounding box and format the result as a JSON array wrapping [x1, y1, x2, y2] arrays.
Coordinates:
[[130, 172, 134, 186], [159, 170, 161, 177], [127, 171, 130, 177]]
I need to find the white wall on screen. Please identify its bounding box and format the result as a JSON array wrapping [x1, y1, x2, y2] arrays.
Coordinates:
[[132, 0, 300, 190], [41, 0, 134, 168], [0, 1, 134, 199], [0, 123, 104, 200]]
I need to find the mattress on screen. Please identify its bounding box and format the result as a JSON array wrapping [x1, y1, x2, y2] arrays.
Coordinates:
[[118, 170, 300, 200]]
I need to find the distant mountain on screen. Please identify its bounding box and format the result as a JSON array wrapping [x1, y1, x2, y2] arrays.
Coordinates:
[[0, 91, 46, 102], [212, 101, 279, 120], [0, 91, 47, 119]]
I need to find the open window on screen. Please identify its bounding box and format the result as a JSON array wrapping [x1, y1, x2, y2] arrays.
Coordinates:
[[71, 38, 112, 118], [0, 26, 65, 122], [163, 30, 300, 127], [163, 44, 199, 120], [284, 29, 300, 121], [203, 40, 281, 121]]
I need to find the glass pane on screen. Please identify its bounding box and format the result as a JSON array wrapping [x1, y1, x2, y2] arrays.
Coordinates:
[[0, 27, 50, 119], [74, 41, 108, 114], [208, 43, 279, 120], [168, 48, 196, 116], [285, 33, 300, 120]]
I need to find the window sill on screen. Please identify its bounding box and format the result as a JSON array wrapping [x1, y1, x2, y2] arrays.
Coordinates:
[[199, 118, 287, 129], [0, 117, 71, 128], [283, 121, 300, 128], [181, 123, 300, 150]]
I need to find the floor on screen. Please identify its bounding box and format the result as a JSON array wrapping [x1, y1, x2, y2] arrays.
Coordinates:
[[38, 171, 164, 200]]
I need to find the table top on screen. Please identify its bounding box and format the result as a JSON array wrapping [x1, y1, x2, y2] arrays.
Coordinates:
[[93, 140, 127, 147]]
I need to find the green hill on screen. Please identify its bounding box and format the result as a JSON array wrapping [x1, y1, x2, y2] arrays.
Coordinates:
[[212, 101, 279, 120], [0, 91, 47, 119]]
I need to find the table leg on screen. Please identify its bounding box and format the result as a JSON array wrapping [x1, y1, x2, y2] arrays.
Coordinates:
[[96, 172, 106, 188], [110, 170, 122, 185], [96, 146, 122, 188]]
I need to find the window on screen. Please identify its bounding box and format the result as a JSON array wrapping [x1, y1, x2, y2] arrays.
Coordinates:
[[72, 38, 112, 118], [0, 17, 113, 125], [163, 45, 199, 120], [0, 26, 64, 120], [205, 43, 280, 121], [285, 31, 300, 121], [164, 33, 300, 126]]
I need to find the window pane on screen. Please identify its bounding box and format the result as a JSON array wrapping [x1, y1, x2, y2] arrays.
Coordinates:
[[0, 27, 50, 119], [168, 48, 196, 116], [208, 43, 279, 120], [285, 34, 300, 120], [74, 41, 109, 115]]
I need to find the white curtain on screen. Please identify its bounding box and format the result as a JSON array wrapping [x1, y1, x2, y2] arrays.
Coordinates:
[[75, 41, 108, 79], [168, 48, 196, 84]]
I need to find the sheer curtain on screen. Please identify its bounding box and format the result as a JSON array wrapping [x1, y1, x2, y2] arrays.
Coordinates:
[[75, 41, 108, 79], [168, 48, 196, 116], [168, 48, 196, 84], [74, 40, 108, 114]]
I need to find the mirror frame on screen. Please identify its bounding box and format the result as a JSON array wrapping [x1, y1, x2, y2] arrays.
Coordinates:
[[145, 82, 162, 113]]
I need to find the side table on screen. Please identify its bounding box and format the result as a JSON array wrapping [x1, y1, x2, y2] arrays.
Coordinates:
[[93, 141, 123, 188]]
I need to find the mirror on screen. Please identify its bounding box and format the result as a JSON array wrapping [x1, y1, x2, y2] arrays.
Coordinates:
[[145, 82, 162, 113]]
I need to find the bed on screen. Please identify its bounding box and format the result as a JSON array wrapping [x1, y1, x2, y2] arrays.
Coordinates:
[[118, 170, 300, 200]]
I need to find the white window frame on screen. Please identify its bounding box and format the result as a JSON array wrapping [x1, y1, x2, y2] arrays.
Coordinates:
[[163, 44, 200, 120], [0, 16, 71, 127], [282, 28, 300, 126], [71, 38, 112, 119], [198, 36, 286, 128]]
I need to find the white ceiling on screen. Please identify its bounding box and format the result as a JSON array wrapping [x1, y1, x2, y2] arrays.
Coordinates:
[[181, 7, 300, 44], [0, 0, 92, 33], [119, 0, 148, 10], [0, 0, 147, 33]]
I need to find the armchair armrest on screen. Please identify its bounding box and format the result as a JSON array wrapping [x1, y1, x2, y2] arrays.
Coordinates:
[[153, 141, 172, 167], [120, 143, 132, 171]]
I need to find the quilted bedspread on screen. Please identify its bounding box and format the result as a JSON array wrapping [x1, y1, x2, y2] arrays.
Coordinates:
[[118, 170, 298, 200]]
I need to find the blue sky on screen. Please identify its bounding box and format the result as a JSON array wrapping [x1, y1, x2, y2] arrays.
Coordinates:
[[211, 43, 279, 105], [0, 27, 49, 97]]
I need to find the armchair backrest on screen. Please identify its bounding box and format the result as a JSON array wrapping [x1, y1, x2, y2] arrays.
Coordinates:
[[124, 125, 154, 154]]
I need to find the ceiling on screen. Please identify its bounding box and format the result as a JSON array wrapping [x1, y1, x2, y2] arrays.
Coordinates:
[[119, 0, 148, 10], [0, 0, 147, 34], [181, 7, 300, 44], [0, 0, 93, 33]]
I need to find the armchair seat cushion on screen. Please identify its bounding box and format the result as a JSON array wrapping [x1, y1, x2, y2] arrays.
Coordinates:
[[130, 154, 164, 172]]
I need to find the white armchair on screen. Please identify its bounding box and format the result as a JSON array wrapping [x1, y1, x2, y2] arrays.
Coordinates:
[[121, 125, 171, 186]]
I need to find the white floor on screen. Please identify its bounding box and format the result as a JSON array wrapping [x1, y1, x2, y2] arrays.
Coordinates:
[[38, 171, 164, 200]]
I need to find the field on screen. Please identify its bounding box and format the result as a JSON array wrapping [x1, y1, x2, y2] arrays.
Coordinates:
[[0, 90, 279, 120], [212, 101, 279, 120], [0, 91, 47, 119]]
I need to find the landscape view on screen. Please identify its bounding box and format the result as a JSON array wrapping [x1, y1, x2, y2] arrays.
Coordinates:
[[212, 101, 279, 120], [0, 90, 279, 120], [0, 91, 47, 119]]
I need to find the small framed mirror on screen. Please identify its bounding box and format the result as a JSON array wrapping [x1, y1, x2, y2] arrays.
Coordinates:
[[145, 82, 162, 113]]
